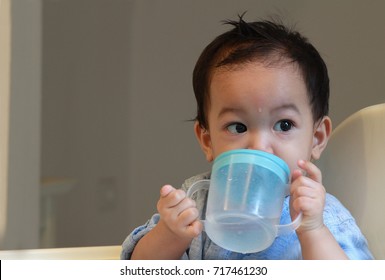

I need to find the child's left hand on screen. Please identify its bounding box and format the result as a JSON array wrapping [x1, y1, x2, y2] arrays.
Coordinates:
[[289, 159, 326, 233]]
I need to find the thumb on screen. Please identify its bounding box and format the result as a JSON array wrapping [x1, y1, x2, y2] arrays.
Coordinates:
[[160, 184, 175, 198]]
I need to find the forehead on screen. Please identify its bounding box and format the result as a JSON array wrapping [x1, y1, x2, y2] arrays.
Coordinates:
[[208, 62, 311, 116]]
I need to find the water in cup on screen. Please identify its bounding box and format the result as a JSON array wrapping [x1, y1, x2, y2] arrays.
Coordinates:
[[205, 212, 277, 253]]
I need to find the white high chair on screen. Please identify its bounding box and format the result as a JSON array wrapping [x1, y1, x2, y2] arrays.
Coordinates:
[[318, 103, 385, 259], [0, 245, 121, 260]]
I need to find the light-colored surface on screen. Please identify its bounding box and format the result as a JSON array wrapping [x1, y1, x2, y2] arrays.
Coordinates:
[[40, 178, 76, 248], [0, 245, 121, 260], [0, 0, 11, 245], [318, 103, 385, 259], [1, 0, 42, 250]]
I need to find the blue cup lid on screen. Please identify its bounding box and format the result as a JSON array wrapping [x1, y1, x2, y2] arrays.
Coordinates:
[[212, 149, 290, 183]]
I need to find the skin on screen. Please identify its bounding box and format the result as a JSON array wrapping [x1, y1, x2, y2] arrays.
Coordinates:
[[131, 62, 348, 260]]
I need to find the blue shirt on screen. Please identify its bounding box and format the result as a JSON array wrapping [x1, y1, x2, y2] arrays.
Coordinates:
[[121, 172, 373, 260]]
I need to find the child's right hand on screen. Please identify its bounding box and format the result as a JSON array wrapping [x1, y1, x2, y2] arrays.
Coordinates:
[[157, 184, 203, 241], [130, 185, 202, 259]]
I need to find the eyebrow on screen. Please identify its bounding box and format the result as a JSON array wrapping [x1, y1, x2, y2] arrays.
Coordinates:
[[271, 103, 301, 114], [217, 103, 301, 118], [217, 107, 244, 118]]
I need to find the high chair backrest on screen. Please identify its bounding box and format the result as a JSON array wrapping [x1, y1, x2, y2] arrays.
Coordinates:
[[317, 103, 385, 259]]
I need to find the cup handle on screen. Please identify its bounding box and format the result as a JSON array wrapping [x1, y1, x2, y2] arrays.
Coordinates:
[[276, 212, 303, 236], [186, 179, 210, 198], [186, 180, 210, 229]]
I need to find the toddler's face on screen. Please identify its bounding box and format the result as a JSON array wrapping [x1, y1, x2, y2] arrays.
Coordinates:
[[196, 62, 329, 175]]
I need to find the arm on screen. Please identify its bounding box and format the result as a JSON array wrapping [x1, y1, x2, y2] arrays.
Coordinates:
[[131, 185, 202, 259], [290, 160, 348, 260]]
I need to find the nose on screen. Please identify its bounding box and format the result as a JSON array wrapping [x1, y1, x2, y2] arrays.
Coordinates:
[[247, 131, 273, 153]]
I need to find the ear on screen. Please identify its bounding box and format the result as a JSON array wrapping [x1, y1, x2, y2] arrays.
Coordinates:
[[311, 116, 332, 160], [194, 121, 214, 162]]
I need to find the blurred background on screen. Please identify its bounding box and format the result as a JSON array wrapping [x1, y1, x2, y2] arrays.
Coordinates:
[[1, 0, 385, 250]]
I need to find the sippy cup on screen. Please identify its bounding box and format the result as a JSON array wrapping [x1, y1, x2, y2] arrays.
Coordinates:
[[187, 149, 302, 253]]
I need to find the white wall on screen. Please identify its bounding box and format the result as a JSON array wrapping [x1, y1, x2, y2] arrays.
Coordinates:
[[1, 0, 41, 249], [41, 0, 133, 247], [3, 0, 385, 250], [0, 0, 11, 245]]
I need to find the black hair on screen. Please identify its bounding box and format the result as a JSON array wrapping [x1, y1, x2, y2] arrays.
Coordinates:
[[193, 15, 329, 129]]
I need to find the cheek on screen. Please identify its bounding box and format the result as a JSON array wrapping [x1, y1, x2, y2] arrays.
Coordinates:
[[284, 149, 313, 175], [206, 132, 235, 159], [276, 151, 305, 176]]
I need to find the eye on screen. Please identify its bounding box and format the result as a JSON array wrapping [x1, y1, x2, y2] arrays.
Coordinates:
[[227, 123, 247, 134], [273, 120, 294, 132]]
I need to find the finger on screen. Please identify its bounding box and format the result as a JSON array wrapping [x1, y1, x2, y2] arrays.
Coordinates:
[[291, 175, 325, 199], [292, 185, 319, 200], [158, 188, 186, 210], [297, 160, 322, 183], [291, 169, 303, 183], [178, 206, 200, 226], [162, 200, 200, 238], [160, 184, 175, 198], [170, 196, 197, 219], [292, 195, 323, 217], [184, 220, 203, 238], [291, 196, 314, 214]]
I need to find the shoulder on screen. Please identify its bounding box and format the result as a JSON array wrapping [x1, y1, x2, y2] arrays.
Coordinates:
[[323, 193, 355, 225]]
